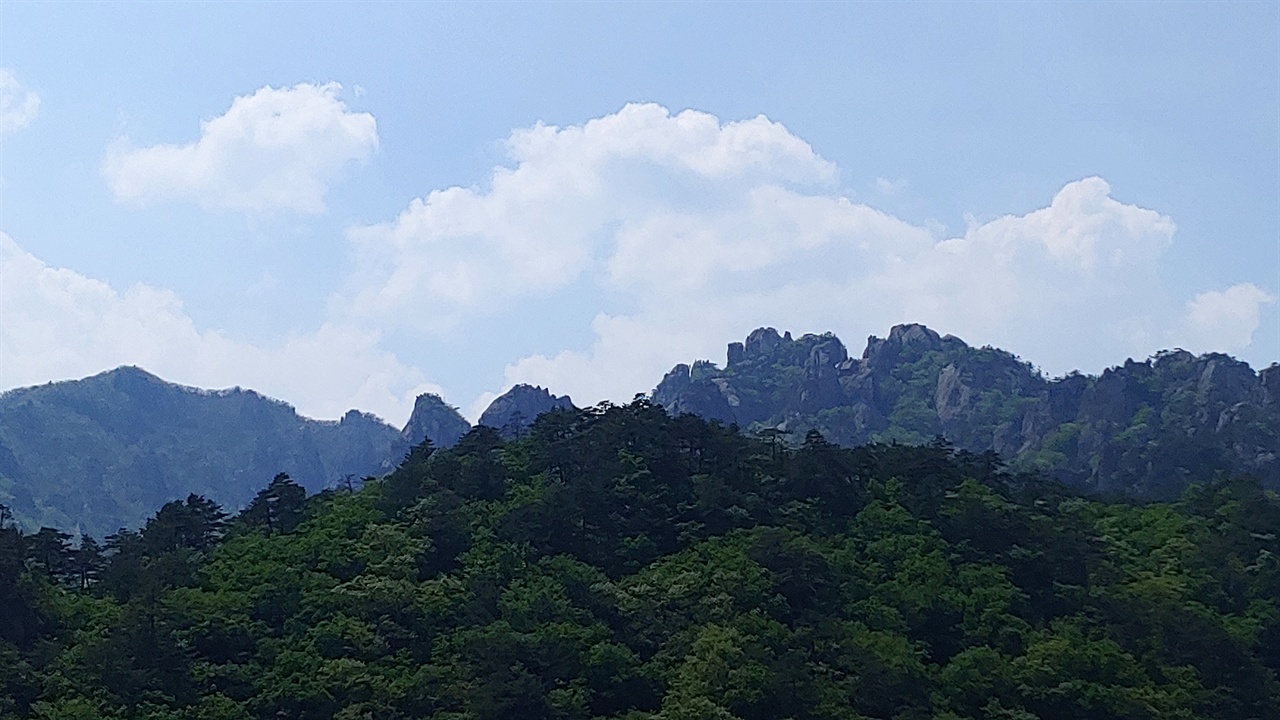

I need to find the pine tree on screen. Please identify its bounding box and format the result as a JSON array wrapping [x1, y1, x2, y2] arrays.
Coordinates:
[[242, 472, 307, 534]]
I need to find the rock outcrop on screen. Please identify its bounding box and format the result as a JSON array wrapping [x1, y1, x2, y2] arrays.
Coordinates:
[[478, 384, 575, 438], [651, 324, 1279, 498], [653, 363, 737, 424], [400, 393, 471, 450]]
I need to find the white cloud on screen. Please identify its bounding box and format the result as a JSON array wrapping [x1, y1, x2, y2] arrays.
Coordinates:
[[11, 103, 1272, 425], [875, 177, 908, 195], [103, 82, 377, 213], [0, 69, 40, 135], [496, 176, 1172, 402], [343, 103, 835, 330], [1176, 283, 1277, 352], [344, 103, 1218, 408], [0, 233, 430, 425]]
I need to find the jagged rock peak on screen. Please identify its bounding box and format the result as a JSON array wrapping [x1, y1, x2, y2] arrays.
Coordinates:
[[744, 327, 787, 357], [806, 334, 848, 368], [340, 409, 384, 425], [100, 365, 195, 394], [478, 384, 574, 438], [400, 393, 471, 449], [729, 327, 809, 366], [652, 364, 736, 423], [102, 365, 161, 381], [863, 323, 949, 358]]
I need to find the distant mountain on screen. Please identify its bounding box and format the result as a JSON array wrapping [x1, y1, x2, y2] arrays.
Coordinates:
[[477, 384, 575, 438], [654, 324, 1280, 498], [0, 367, 469, 535]]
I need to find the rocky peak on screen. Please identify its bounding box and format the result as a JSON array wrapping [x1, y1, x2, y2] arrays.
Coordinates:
[[805, 335, 848, 371], [862, 323, 949, 368], [401, 393, 471, 449], [339, 409, 383, 427], [1152, 349, 1196, 371], [657, 363, 693, 390], [105, 365, 162, 382], [652, 364, 736, 423], [799, 335, 850, 412], [478, 384, 574, 438], [727, 342, 746, 367], [1194, 354, 1262, 408], [102, 365, 171, 399], [888, 323, 944, 347], [744, 327, 786, 358]]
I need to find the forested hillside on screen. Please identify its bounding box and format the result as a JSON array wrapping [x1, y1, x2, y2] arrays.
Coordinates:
[[3, 402, 1277, 719], [654, 324, 1280, 498], [0, 367, 469, 535]]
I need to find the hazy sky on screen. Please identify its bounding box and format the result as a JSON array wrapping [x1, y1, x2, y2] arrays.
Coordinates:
[[2, 2, 1277, 424]]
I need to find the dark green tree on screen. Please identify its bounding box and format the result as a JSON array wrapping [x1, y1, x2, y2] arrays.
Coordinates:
[[26, 527, 74, 584], [71, 535, 104, 590], [241, 472, 306, 534]]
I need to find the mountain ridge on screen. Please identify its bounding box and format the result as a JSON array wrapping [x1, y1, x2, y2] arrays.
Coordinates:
[[653, 323, 1279, 497], [2, 325, 1275, 533], [0, 366, 469, 535]]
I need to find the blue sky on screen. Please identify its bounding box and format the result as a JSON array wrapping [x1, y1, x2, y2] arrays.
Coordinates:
[[1, 1, 1276, 424]]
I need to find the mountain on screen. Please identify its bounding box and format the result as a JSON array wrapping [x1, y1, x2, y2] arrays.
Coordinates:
[[477, 383, 575, 437], [654, 324, 1280, 498], [5, 325, 1275, 535], [0, 367, 468, 535]]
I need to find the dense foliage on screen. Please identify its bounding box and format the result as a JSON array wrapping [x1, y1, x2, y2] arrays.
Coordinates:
[[2, 401, 1278, 719]]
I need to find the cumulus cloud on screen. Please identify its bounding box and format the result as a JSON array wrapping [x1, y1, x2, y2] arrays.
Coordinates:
[[0, 233, 430, 424], [0, 69, 40, 135], [1176, 283, 1277, 352], [874, 177, 908, 195], [103, 82, 377, 213], [344, 102, 1236, 409], [344, 103, 835, 329], [12, 102, 1271, 423]]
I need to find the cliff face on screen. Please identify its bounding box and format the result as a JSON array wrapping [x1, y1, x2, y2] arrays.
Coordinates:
[[652, 325, 1280, 497], [477, 384, 575, 438]]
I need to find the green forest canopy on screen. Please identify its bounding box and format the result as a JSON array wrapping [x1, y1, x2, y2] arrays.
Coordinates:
[[2, 400, 1278, 719]]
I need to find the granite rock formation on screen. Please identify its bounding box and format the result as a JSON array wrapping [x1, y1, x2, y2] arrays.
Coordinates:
[[653, 324, 1279, 497]]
